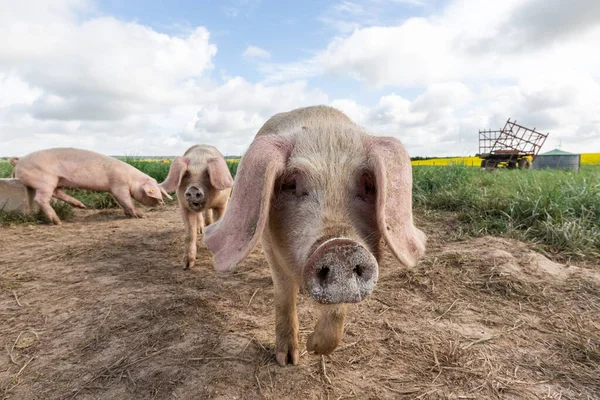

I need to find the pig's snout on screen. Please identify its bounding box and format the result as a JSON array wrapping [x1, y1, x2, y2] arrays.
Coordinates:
[[304, 239, 378, 304], [185, 186, 205, 210]]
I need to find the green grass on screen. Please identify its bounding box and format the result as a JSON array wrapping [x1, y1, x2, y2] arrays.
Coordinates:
[[0, 200, 74, 226], [412, 165, 600, 258], [4, 157, 600, 259], [0, 161, 13, 178]]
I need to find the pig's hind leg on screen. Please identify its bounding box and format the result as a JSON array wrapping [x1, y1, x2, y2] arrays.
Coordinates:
[[202, 208, 213, 228], [210, 206, 226, 224], [52, 188, 86, 208]]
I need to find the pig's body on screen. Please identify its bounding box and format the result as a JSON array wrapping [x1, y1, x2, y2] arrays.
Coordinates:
[[159, 145, 233, 269], [205, 105, 426, 366], [12, 148, 170, 224]]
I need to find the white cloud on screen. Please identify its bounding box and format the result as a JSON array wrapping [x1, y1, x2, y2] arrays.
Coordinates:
[[1, 0, 599, 159], [242, 45, 271, 60], [260, 0, 600, 156]]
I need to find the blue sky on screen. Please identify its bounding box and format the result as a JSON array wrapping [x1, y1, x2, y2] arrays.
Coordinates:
[[100, 0, 432, 101], [1, 0, 599, 157]]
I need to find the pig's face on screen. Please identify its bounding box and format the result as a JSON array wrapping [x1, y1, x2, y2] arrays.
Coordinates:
[[159, 154, 233, 212], [205, 124, 426, 305], [180, 169, 209, 212], [267, 135, 380, 303], [134, 179, 169, 206]]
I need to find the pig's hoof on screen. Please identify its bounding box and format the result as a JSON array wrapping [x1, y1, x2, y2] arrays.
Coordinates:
[[183, 256, 195, 270], [275, 334, 299, 366], [275, 348, 299, 367], [307, 330, 341, 356]]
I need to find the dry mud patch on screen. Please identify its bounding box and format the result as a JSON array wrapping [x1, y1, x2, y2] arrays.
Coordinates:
[[0, 206, 598, 399]]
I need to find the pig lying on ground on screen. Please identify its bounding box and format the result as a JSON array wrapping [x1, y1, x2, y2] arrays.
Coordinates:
[[160, 145, 233, 269], [205, 105, 427, 366], [12, 148, 171, 224]]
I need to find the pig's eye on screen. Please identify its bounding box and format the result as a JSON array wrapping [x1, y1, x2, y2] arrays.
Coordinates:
[[281, 174, 309, 197], [357, 172, 376, 202], [282, 179, 296, 192]]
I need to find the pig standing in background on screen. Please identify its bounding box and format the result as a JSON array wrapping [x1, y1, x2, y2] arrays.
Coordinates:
[[159, 145, 233, 270], [205, 105, 426, 366], [11, 148, 172, 224]]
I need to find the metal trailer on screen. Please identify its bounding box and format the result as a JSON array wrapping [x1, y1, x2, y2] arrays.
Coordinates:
[[478, 119, 549, 170]]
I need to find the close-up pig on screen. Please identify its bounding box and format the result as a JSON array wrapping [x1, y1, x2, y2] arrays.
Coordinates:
[[11, 148, 171, 224], [159, 145, 233, 269], [205, 105, 427, 366]]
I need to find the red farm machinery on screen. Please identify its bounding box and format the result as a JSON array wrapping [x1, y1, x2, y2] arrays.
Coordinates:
[[478, 119, 549, 169]]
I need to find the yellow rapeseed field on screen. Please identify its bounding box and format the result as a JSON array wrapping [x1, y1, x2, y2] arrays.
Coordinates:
[[581, 153, 600, 164], [135, 154, 599, 167], [412, 153, 600, 166]]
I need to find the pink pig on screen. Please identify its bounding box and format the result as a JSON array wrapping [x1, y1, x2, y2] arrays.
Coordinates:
[[11, 148, 171, 224], [205, 105, 427, 366]]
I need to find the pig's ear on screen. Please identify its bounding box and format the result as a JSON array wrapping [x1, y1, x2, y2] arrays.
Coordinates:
[[143, 180, 163, 200], [365, 136, 426, 268], [204, 135, 292, 272], [207, 157, 233, 190], [159, 186, 173, 200], [159, 156, 189, 192]]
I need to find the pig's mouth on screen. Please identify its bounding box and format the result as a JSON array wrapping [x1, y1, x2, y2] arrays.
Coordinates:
[[140, 197, 161, 206], [188, 201, 205, 211]]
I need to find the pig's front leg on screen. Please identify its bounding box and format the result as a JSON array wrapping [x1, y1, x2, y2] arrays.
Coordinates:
[[181, 207, 198, 269], [307, 304, 347, 356], [273, 268, 300, 366], [112, 187, 143, 218], [263, 250, 299, 365], [52, 188, 86, 209]]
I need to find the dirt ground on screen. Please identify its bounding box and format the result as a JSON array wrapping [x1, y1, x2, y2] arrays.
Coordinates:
[[1, 204, 599, 400]]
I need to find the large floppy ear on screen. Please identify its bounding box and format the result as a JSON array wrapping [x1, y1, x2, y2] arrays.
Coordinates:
[[142, 180, 164, 200], [204, 135, 292, 272], [207, 157, 234, 190], [365, 136, 426, 268], [159, 156, 189, 193]]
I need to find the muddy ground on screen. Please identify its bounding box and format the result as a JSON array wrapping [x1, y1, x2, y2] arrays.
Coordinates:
[[1, 204, 599, 400]]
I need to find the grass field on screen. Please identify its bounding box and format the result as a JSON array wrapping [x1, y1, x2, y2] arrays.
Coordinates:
[[412, 152, 600, 166], [1, 156, 599, 398], [413, 165, 600, 259], [2, 158, 599, 258]]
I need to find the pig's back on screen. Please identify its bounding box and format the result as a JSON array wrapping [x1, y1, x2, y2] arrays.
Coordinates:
[[16, 148, 133, 190], [183, 144, 225, 167], [256, 106, 355, 137]]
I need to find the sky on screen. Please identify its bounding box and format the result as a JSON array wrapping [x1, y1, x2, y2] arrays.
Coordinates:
[[1, 0, 599, 157]]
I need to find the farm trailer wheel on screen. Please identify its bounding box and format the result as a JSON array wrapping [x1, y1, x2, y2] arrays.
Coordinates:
[[483, 160, 498, 170], [518, 158, 531, 169]]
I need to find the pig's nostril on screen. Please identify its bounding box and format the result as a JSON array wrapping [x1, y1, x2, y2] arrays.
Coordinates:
[[195, 193, 201, 198], [185, 193, 191, 198], [316, 266, 330, 283], [354, 264, 364, 277]]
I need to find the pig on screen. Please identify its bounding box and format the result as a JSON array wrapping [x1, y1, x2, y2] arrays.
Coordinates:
[[159, 145, 233, 269], [204, 105, 427, 366], [12, 148, 172, 224]]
